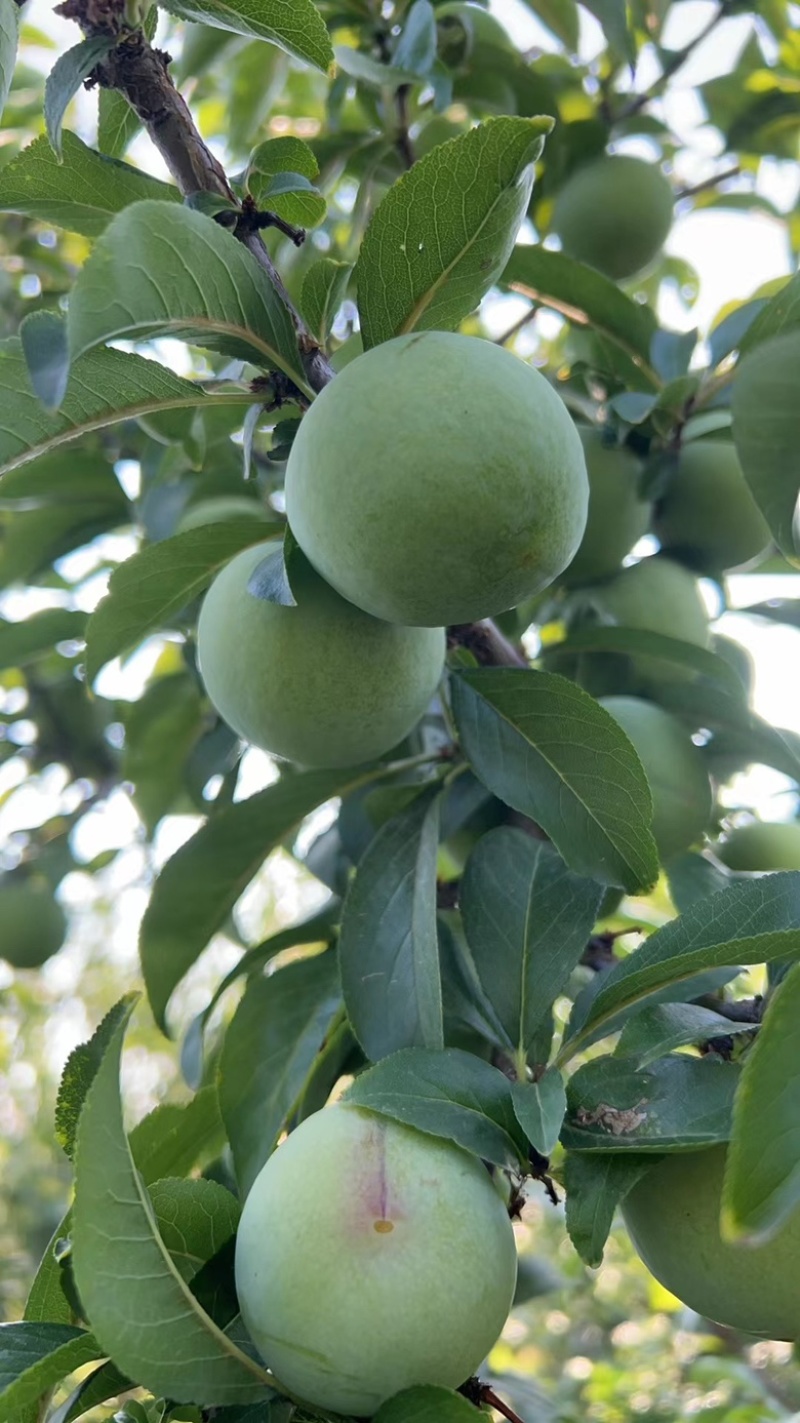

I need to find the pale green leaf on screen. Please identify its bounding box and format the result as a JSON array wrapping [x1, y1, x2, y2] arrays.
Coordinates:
[[44, 37, 116, 159], [300, 260, 352, 344], [512, 1071, 566, 1157], [0, 0, 20, 119], [158, 0, 333, 71]]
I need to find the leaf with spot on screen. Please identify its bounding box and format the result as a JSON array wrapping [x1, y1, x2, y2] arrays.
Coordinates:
[[562, 1053, 739, 1152], [356, 116, 552, 348]]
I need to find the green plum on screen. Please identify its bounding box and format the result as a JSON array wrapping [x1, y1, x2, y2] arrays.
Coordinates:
[[654, 440, 771, 573], [600, 696, 712, 860], [196, 541, 445, 767], [714, 820, 800, 871], [622, 1145, 800, 1339], [552, 155, 674, 281], [561, 428, 650, 585], [0, 881, 67, 969], [436, 1, 514, 53], [234, 1103, 518, 1416], [286, 332, 589, 626]]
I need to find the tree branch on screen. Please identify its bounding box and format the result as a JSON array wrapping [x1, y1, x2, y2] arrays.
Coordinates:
[[447, 620, 528, 668], [675, 164, 741, 201], [395, 83, 416, 170], [615, 3, 729, 121], [55, 11, 334, 393]]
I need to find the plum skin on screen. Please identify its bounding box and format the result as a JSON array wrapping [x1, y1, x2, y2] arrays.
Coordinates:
[[653, 439, 771, 573], [561, 428, 650, 585], [622, 1145, 800, 1339], [715, 820, 800, 872], [0, 882, 66, 968], [552, 155, 674, 281], [285, 331, 589, 627], [234, 1104, 518, 1416], [196, 542, 445, 768]]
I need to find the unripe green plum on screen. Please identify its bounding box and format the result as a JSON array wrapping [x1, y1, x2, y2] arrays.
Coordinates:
[[584, 556, 710, 647], [177, 496, 270, 532], [622, 1144, 800, 1339], [286, 332, 589, 626], [653, 440, 771, 573], [234, 1104, 518, 1416], [561, 428, 650, 585], [552, 156, 674, 281], [196, 542, 445, 767], [714, 820, 800, 872], [600, 696, 712, 860], [437, 1, 514, 53], [0, 882, 67, 969]]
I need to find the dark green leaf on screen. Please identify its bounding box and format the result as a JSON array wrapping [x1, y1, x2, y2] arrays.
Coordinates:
[[665, 852, 730, 913], [55, 995, 139, 1161], [129, 1085, 227, 1186], [579, 0, 634, 62], [723, 960, 800, 1241], [0, 1324, 102, 1423], [97, 89, 140, 159], [149, 1178, 240, 1282], [158, 0, 333, 71], [23, 1216, 73, 1327], [219, 953, 342, 1194], [564, 1152, 655, 1266], [460, 828, 602, 1060], [0, 132, 180, 237], [0, 609, 86, 670], [140, 767, 372, 1031], [71, 1001, 272, 1402], [512, 1071, 566, 1157], [561, 873, 800, 1058], [85, 521, 278, 681], [451, 668, 658, 893], [68, 202, 309, 391], [340, 788, 443, 1062], [614, 1002, 755, 1067], [48, 1360, 131, 1423], [19, 311, 70, 412], [0, 339, 218, 478], [44, 38, 115, 158], [543, 626, 745, 699], [344, 1046, 527, 1168], [732, 330, 800, 563], [356, 116, 552, 348], [123, 674, 204, 835], [374, 1386, 479, 1423], [501, 245, 658, 374], [519, 0, 579, 50], [300, 260, 352, 344], [563, 1053, 739, 1151]]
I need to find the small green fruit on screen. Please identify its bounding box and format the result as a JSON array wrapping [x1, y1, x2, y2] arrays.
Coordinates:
[[196, 542, 445, 767], [552, 155, 674, 281], [622, 1145, 800, 1339], [437, 1, 514, 53], [235, 1104, 518, 1416], [561, 428, 650, 585], [654, 440, 771, 573], [714, 820, 800, 872], [583, 556, 709, 646], [600, 696, 712, 860], [286, 332, 589, 626], [177, 496, 269, 532], [0, 882, 67, 969]]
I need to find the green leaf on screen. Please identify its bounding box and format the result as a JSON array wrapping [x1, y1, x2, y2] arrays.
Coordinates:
[[0, 609, 86, 670], [562, 1053, 739, 1151], [123, 674, 205, 836], [0, 132, 180, 237], [451, 668, 658, 894], [300, 260, 352, 345], [158, 0, 333, 71], [149, 1178, 240, 1282], [258, 172, 326, 227], [665, 852, 730, 914], [85, 521, 279, 681], [615, 1002, 754, 1067], [723, 961, 800, 1242], [501, 245, 658, 376], [47, 1360, 131, 1423], [68, 202, 309, 391], [246, 137, 325, 227], [732, 330, 800, 563], [23, 1217, 74, 1326], [55, 995, 139, 1161], [512, 1071, 566, 1157], [344, 1046, 527, 1168], [739, 270, 800, 354], [339, 788, 443, 1062], [392, 0, 437, 75], [543, 627, 746, 700], [579, 0, 634, 63], [374, 1386, 480, 1423], [561, 873, 800, 1059], [129, 1086, 227, 1186], [356, 116, 552, 349], [97, 88, 140, 159], [0, 1324, 102, 1423], [564, 1152, 655, 1267], [519, 0, 579, 50], [140, 767, 373, 1031], [460, 828, 602, 1060], [44, 37, 116, 159], [219, 953, 342, 1195], [71, 1001, 272, 1403], [19, 311, 70, 412], [0, 0, 20, 120], [333, 45, 417, 88], [0, 339, 219, 478]]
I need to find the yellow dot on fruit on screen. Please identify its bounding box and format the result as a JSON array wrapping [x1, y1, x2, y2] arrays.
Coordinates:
[[373, 1219, 394, 1234]]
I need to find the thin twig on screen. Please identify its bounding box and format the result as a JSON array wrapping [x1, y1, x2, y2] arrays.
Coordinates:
[[494, 304, 540, 346], [395, 83, 416, 169], [675, 164, 741, 200], [615, 3, 728, 120], [448, 620, 528, 668]]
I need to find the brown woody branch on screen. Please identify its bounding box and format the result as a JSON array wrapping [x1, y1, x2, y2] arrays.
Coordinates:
[[447, 620, 528, 668]]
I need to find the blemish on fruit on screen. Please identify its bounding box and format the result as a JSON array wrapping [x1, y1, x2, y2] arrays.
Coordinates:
[[373, 1219, 394, 1234]]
